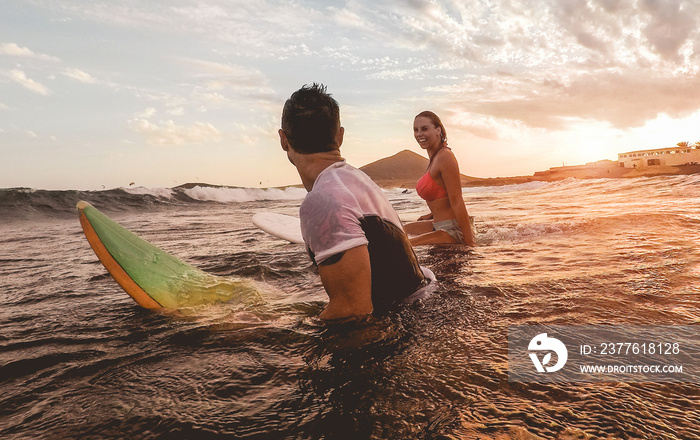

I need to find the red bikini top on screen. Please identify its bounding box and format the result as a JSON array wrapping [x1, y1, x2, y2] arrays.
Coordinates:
[[416, 146, 449, 202], [416, 171, 448, 201]]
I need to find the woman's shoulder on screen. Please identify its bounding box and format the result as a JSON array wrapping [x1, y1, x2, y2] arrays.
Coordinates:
[[435, 146, 459, 168]]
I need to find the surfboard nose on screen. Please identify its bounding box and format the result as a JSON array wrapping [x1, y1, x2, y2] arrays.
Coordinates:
[[76, 200, 92, 210]]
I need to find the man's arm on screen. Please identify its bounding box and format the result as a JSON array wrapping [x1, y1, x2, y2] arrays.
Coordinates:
[[317, 245, 373, 320]]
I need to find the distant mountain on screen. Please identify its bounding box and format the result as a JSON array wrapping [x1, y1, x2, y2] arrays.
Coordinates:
[[359, 149, 476, 188], [359, 150, 427, 182]]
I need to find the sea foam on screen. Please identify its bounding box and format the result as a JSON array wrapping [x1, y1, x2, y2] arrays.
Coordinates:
[[183, 186, 306, 203]]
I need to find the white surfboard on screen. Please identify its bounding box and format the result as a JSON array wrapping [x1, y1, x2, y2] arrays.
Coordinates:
[[252, 212, 304, 244]]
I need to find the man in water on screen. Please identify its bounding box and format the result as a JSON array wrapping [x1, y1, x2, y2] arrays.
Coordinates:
[[279, 83, 428, 320]]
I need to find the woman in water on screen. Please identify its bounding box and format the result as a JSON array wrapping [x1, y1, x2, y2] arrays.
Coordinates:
[[404, 111, 475, 246]]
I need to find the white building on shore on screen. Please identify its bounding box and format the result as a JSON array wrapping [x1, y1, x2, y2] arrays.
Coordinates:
[[618, 144, 700, 168]]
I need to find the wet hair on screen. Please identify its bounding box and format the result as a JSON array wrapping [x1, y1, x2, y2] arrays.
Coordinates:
[[281, 83, 341, 154], [416, 110, 447, 145]]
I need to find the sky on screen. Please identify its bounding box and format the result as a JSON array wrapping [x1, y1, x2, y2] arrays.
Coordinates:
[[1, 0, 700, 190]]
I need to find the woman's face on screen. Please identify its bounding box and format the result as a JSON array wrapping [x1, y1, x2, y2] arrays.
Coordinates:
[[413, 116, 442, 150]]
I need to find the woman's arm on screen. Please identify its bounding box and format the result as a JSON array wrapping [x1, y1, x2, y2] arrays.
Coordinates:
[[438, 151, 475, 246]]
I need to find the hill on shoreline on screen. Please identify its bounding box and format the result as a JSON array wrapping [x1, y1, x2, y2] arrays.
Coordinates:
[[359, 149, 530, 188], [358, 150, 478, 188]]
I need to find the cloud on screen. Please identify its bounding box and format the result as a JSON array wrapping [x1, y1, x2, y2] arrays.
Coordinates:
[[6, 70, 50, 95], [56, 1, 319, 58], [447, 112, 530, 141], [33, 0, 700, 134], [348, 0, 700, 76], [181, 59, 265, 79], [640, 0, 695, 61], [369, 0, 700, 130], [0, 43, 60, 61], [440, 70, 700, 134], [231, 120, 278, 146], [175, 58, 276, 112], [128, 118, 222, 146], [179, 59, 274, 97], [63, 68, 97, 84], [329, 7, 366, 29], [134, 107, 157, 118]]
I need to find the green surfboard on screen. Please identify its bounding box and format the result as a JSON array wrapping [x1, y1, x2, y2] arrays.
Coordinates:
[[77, 201, 262, 309]]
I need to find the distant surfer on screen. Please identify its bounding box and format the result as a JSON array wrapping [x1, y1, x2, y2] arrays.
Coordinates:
[[278, 84, 429, 320], [403, 111, 475, 246]]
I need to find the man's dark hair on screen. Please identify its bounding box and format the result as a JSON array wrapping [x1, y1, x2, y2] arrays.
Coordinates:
[[281, 83, 341, 154]]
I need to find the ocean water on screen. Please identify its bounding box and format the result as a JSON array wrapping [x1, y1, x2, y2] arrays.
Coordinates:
[[1, 176, 699, 439]]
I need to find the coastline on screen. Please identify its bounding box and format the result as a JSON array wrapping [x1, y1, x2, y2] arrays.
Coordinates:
[[167, 151, 700, 191], [362, 152, 700, 189], [172, 163, 700, 192], [368, 164, 700, 189]]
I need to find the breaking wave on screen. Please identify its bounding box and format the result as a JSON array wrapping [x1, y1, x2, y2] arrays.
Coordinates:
[[0, 185, 307, 220]]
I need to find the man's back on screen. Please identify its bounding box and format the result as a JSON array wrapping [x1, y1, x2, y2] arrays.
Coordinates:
[[300, 162, 426, 315]]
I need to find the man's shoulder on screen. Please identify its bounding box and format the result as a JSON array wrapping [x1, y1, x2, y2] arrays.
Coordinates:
[[317, 160, 361, 180], [300, 186, 331, 211], [322, 162, 381, 192], [302, 160, 391, 220], [300, 174, 346, 217], [312, 162, 374, 194]]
